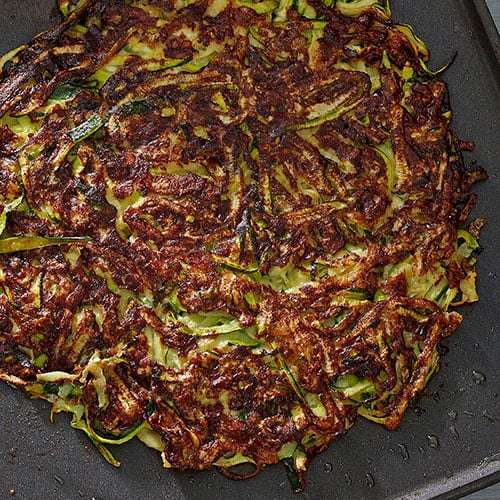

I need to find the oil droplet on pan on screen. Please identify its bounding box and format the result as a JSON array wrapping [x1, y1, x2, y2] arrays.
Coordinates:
[[344, 474, 352, 486], [427, 435, 440, 449], [365, 473, 375, 488], [398, 443, 409, 461], [323, 462, 333, 473], [472, 370, 486, 384]]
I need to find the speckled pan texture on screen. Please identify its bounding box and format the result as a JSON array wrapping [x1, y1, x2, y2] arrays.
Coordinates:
[[0, 1, 498, 499]]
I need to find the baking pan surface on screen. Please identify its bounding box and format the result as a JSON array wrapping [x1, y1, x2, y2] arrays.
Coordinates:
[[0, 1, 499, 499]]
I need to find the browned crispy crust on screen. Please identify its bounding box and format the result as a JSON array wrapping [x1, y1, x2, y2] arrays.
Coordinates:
[[0, 0, 484, 483]]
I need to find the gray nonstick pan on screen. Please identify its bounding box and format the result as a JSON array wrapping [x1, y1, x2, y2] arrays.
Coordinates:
[[0, 1, 499, 498]]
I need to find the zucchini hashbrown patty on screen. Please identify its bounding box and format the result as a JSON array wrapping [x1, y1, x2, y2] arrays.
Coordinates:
[[0, 0, 486, 488]]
